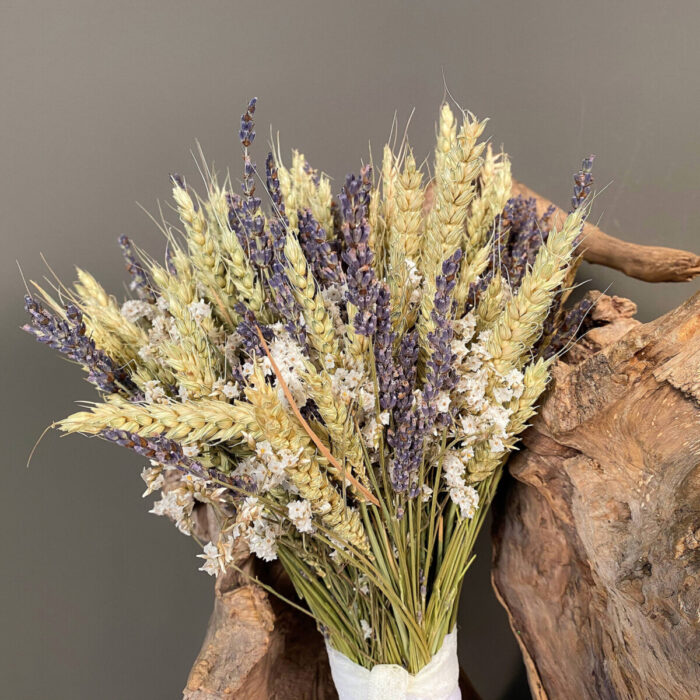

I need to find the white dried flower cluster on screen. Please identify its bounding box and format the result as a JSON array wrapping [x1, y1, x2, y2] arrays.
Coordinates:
[[231, 496, 280, 562], [121, 299, 155, 323], [331, 364, 368, 405], [451, 318, 525, 455], [143, 380, 168, 404], [268, 328, 310, 408], [197, 536, 238, 577], [442, 452, 480, 519], [321, 283, 347, 334], [210, 377, 240, 400], [233, 440, 302, 493], [187, 298, 212, 323], [287, 499, 314, 534], [141, 465, 165, 496], [404, 258, 424, 305], [137, 299, 181, 362], [360, 619, 373, 640], [149, 487, 194, 535], [142, 462, 230, 537]]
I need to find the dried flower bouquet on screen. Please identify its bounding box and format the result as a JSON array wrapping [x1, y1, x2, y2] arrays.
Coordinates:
[[24, 98, 593, 697]]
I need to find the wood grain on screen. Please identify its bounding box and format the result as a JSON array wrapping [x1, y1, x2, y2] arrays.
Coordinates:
[[492, 291, 700, 699]]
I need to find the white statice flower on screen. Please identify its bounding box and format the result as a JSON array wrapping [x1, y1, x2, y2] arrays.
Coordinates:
[[362, 417, 381, 450], [187, 298, 212, 323], [379, 411, 390, 426], [197, 541, 225, 577], [492, 384, 515, 404], [331, 365, 366, 405], [235, 441, 300, 498], [321, 284, 346, 335], [238, 496, 263, 524], [470, 330, 493, 360], [223, 332, 242, 364], [182, 444, 199, 458], [360, 619, 373, 640], [229, 496, 280, 562], [460, 414, 480, 439], [149, 490, 194, 534], [266, 331, 311, 408], [144, 380, 168, 404], [121, 299, 154, 323], [222, 382, 239, 399], [141, 465, 165, 497], [421, 485, 433, 502], [359, 386, 376, 413], [323, 353, 336, 370], [405, 258, 423, 304], [489, 436, 506, 453], [451, 313, 477, 363], [436, 391, 451, 413], [233, 455, 266, 485], [502, 368, 525, 398], [178, 384, 190, 401], [481, 404, 510, 436], [210, 377, 240, 401], [138, 344, 156, 362], [287, 499, 314, 534], [442, 452, 480, 519], [156, 295, 169, 312], [453, 312, 477, 341], [241, 357, 272, 379], [451, 484, 480, 519], [150, 314, 179, 344], [246, 519, 280, 562], [321, 281, 347, 307]]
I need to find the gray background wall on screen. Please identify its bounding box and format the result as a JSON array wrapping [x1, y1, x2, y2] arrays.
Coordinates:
[[1, 2, 698, 698]]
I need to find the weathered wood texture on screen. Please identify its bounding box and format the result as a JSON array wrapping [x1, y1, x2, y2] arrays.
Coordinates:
[[492, 290, 700, 700]]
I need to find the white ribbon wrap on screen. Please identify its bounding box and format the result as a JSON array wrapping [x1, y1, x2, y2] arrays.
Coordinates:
[[325, 629, 461, 700]]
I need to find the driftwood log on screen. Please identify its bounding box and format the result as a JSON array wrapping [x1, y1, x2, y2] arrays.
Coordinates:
[[181, 182, 699, 699], [492, 289, 700, 700]]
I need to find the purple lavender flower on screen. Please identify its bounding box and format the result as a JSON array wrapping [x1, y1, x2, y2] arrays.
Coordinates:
[[420, 250, 461, 434], [268, 261, 307, 347], [501, 195, 555, 289], [388, 252, 461, 495], [119, 235, 156, 303], [542, 295, 595, 359], [298, 209, 343, 287], [265, 152, 286, 218], [101, 429, 252, 494], [235, 101, 276, 271], [239, 97, 257, 148], [540, 156, 596, 350], [387, 331, 421, 493], [571, 155, 595, 214], [234, 304, 274, 358], [340, 165, 379, 336], [23, 296, 138, 396]]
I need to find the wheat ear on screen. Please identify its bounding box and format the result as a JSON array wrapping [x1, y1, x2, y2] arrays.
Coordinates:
[[486, 208, 584, 374]]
